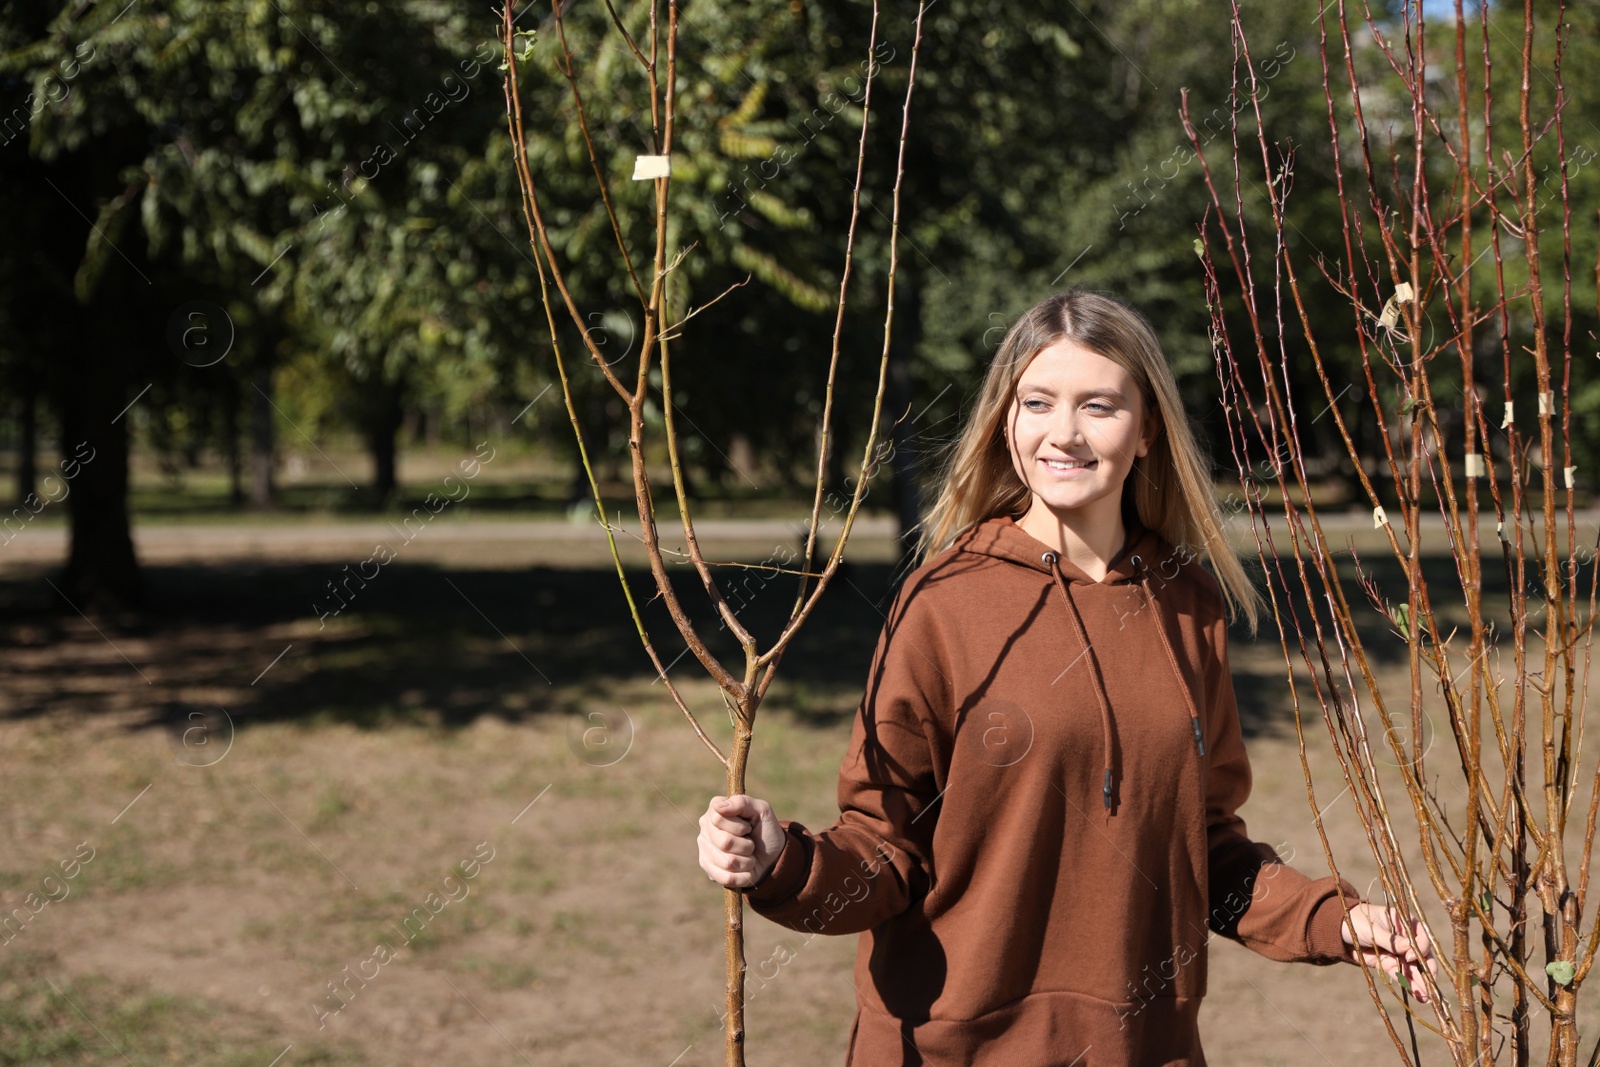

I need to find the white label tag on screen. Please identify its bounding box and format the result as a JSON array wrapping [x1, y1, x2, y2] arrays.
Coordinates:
[[1379, 283, 1415, 329], [1373, 506, 1389, 528], [631, 155, 671, 180], [1502, 401, 1514, 429], [1464, 453, 1484, 477]]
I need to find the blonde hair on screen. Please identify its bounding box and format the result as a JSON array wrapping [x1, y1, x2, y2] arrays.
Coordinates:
[[910, 287, 1263, 634]]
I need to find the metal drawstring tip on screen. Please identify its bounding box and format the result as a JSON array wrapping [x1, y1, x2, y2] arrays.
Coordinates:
[[1102, 768, 1113, 810], [1192, 718, 1205, 756]]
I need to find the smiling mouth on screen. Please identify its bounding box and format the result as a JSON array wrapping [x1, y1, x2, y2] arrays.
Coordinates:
[[1042, 458, 1097, 471]]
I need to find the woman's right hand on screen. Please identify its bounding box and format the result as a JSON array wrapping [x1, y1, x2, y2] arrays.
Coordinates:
[[698, 794, 788, 889]]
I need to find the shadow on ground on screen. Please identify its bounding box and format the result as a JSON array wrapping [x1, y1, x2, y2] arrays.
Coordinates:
[[0, 557, 902, 732], [0, 542, 1516, 740]]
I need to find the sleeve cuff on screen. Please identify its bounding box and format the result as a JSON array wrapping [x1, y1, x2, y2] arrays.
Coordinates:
[[741, 820, 812, 909], [1306, 877, 1362, 964]]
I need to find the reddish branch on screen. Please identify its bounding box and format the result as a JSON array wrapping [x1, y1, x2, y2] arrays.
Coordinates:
[[1194, 2, 1594, 1063]]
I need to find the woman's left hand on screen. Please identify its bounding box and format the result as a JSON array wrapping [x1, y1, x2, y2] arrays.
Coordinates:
[[1340, 902, 1438, 1003]]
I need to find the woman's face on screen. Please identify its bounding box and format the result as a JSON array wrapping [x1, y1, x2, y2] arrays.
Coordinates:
[[1004, 338, 1158, 528]]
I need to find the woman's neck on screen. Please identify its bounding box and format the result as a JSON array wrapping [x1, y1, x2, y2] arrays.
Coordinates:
[[1014, 502, 1131, 582]]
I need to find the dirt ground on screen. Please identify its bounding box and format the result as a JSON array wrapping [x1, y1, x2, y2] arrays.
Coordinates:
[[2, 514, 1596, 1065]]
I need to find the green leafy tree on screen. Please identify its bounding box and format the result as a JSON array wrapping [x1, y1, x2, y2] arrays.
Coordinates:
[[0, 0, 532, 606]]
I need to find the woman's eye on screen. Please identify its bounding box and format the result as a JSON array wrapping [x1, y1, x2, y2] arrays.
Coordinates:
[[1022, 399, 1047, 412], [1085, 402, 1113, 414]]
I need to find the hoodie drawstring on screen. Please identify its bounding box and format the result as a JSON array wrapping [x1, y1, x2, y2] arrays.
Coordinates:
[[1042, 552, 1118, 811], [1042, 550, 1208, 815], [1131, 555, 1207, 759]]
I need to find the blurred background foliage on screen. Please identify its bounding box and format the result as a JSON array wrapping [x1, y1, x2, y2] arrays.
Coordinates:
[[0, 0, 1595, 609]]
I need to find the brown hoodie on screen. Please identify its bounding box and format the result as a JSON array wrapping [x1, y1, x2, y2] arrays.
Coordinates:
[[743, 514, 1361, 1066]]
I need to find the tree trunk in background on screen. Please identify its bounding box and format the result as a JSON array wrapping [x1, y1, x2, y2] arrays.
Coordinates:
[[887, 272, 924, 571], [426, 401, 442, 446], [58, 342, 142, 611], [823, 396, 847, 504], [402, 405, 424, 449], [249, 355, 275, 508], [602, 395, 625, 485], [369, 377, 405, 505], [372, 423, 398, 505], [14, 363, 37, 505], [225, 376, 244, 507]]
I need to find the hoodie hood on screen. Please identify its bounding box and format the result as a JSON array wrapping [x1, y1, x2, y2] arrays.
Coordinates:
[[950, 513, 1208, 813]]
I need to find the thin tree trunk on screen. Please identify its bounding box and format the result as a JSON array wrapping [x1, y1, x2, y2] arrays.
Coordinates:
[[369, 377, 405, 506], [372, 427, 398, 504], [14, 364, 37, 505], [887, 271, 924, 570], [58, 345, 142, 611], [225, 376, 244, 507], [824, 404, 847, 504], [249, 355, 276, 509], [723, 720, 753, 1064]]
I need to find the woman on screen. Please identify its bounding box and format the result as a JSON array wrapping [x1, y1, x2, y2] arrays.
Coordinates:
[[697, 287, 1436, 1065]]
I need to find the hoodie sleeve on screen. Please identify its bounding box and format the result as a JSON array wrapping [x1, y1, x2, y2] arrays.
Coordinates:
[[1198, 581, 1360, 966], [741, 581, 943, 935]]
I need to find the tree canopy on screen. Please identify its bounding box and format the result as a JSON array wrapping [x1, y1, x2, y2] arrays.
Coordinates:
[[0, 0, 1594, 607]]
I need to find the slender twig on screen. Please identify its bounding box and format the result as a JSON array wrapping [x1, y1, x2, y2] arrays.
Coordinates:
[[1198, 1, 1590, 1061], [501, 4, 928, 1063]]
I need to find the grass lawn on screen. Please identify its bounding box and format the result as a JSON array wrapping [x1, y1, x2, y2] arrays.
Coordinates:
[[2, 488, 1596, 1064]]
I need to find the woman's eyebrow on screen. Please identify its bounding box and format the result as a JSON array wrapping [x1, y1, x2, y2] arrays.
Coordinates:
[[1017, 383, 1128, 402]]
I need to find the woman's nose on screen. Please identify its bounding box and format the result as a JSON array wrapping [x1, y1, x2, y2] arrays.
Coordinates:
[[1050, 411, 1084, 446]]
